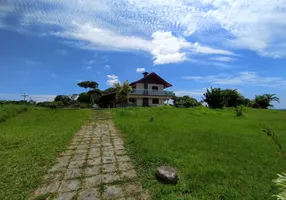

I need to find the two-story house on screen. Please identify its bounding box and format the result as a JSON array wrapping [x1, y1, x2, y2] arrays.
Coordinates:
[[129, 72, 174, 106], [99, 72, 174, 107]]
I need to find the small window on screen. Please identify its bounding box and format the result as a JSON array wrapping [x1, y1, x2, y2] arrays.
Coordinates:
[[152, 86, 159, 90], [129, 98, 136, 103], [152, 98, 159, 104]]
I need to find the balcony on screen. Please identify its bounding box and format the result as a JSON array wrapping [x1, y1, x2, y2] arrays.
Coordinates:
[[130, 89, 175, 97]]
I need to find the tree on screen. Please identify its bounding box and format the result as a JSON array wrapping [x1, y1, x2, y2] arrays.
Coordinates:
[[103, 87, 117, 94], [203, 87, 226, 109], [77, 81, 99, 91], [244, 98, 251, 106], [77, 92, 90, 103], [87, 89, 102, 104], [223, 89, 245, 107], [54, 95, 71, 103], [254, 94, 280, 109], [173, 95, 201, 108], [114, 81, 132, 104]]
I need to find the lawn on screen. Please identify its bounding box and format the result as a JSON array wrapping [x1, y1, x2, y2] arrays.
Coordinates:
[[0, 107, 92, 200], [0, 104, 28, 122], [113, 106, 286, 200]]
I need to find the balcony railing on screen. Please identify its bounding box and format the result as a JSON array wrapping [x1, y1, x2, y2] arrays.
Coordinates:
[[130, 89, 175, 97]]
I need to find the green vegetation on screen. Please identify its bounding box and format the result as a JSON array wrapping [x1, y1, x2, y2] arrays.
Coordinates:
[[172, 96, 201, 108], [114, 81, 132, 104], [113, 107, 286, 200], [0, 104, 28, 122], [0, 108, 91, 200], [202, 87, 280, 109]]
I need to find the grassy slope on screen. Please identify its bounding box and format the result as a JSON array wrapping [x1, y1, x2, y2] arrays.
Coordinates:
[[0, 104, 28, 122], [113, 107, 286, 200], [0, 108, 92, 200]]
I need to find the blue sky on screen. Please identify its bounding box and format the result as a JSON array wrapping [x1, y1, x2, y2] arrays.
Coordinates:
[[0, 0, 286, 108]]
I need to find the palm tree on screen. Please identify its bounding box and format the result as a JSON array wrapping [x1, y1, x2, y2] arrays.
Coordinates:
[[114, 81, 132, 104], [264, 94, 280, 103], [254, 94, 279, 109]]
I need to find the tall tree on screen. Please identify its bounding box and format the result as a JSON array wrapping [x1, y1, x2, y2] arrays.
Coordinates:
[[203, 87, 226, 109], [103, 87, 117, 94], [114, 81, 132, 104], [87, 89, 102, 104], [223, 89, 245, 107], [77, 81, 99, 91]]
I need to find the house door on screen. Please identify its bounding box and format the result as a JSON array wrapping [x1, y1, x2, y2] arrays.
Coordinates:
[[143, 98, 149, 106]]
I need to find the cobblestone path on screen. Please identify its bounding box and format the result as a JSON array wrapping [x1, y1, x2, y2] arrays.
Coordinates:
[[32, 119, 149, 200]]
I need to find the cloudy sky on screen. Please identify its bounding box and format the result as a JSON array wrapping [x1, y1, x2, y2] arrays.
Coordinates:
[[0, 0, 286, 108]]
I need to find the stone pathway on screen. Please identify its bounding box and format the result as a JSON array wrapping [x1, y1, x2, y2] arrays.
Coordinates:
[[32, 119, 149, 200]]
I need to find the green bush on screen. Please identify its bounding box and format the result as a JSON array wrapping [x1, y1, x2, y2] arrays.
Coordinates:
[[173, 95, 201, 108], [235, 105, 243, 116]]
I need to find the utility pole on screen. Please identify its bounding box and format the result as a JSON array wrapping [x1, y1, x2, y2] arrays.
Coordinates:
[[21, 92, 29, 101]]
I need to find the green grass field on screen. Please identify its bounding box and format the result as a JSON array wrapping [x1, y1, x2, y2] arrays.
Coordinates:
[[0, 107, 92, 200], [113, 107, 286, 200], [0, 104, 28, 122]]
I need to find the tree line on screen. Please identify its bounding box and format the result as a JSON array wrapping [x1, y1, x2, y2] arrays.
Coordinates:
[[173, 87, 279, 109], [53, 80, 131, 107], [54, 80, 279, 109]]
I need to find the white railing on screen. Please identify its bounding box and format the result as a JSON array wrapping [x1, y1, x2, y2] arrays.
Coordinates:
[[130, 89, 175, 96]]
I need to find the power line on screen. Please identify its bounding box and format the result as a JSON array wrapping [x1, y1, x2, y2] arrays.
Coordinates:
[[21, 92, 29, 101]]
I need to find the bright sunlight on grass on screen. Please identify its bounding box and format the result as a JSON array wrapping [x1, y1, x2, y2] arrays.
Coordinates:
[[113, 106, 286, 200], [0, 108, 92, 200]]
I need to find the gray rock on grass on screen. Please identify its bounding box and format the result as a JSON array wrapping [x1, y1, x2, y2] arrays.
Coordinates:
[[155, 166, 178, 184]]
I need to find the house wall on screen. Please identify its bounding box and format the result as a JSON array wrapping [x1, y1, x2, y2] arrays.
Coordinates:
[[147, 84, 164, 90], [136, 98, 143, 106], [136, 83, 164, 90], [149, 98, 164, 106], [131, 97, 164, 106], [136, 83, 144, 90], [133, 83, 167, 106]]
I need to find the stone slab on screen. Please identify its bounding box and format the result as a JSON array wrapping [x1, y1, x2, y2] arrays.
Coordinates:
[[82, 176, 102, 188], [78, 188, 99, 200], [58, 179, 80, 192], [103, 185, 124, 200], [54, 192, 76, 200]]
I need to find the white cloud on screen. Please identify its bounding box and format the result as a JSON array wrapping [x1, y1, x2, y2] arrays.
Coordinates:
[[1, 0, 285, 59], [175, 89, 205, 97], [209, 57, 236, 62], [136, 68, 145, 73], [151, 31, 190, 65], [183, 72, 286, 88], [192, 43, 235, 55], [56, 49, 68, 56], [106, 74, 119, 86], [104, 65, 110, 69], [54, 22, 153, 52]]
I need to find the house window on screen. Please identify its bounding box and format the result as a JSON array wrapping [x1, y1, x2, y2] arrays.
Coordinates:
[[152, 98, 159, 104], [129, 98, 136, 103], [152, 86, 159, 90]]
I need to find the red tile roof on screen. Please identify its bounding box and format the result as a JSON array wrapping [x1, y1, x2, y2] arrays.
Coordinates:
[[129, 72, 172, 88]]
